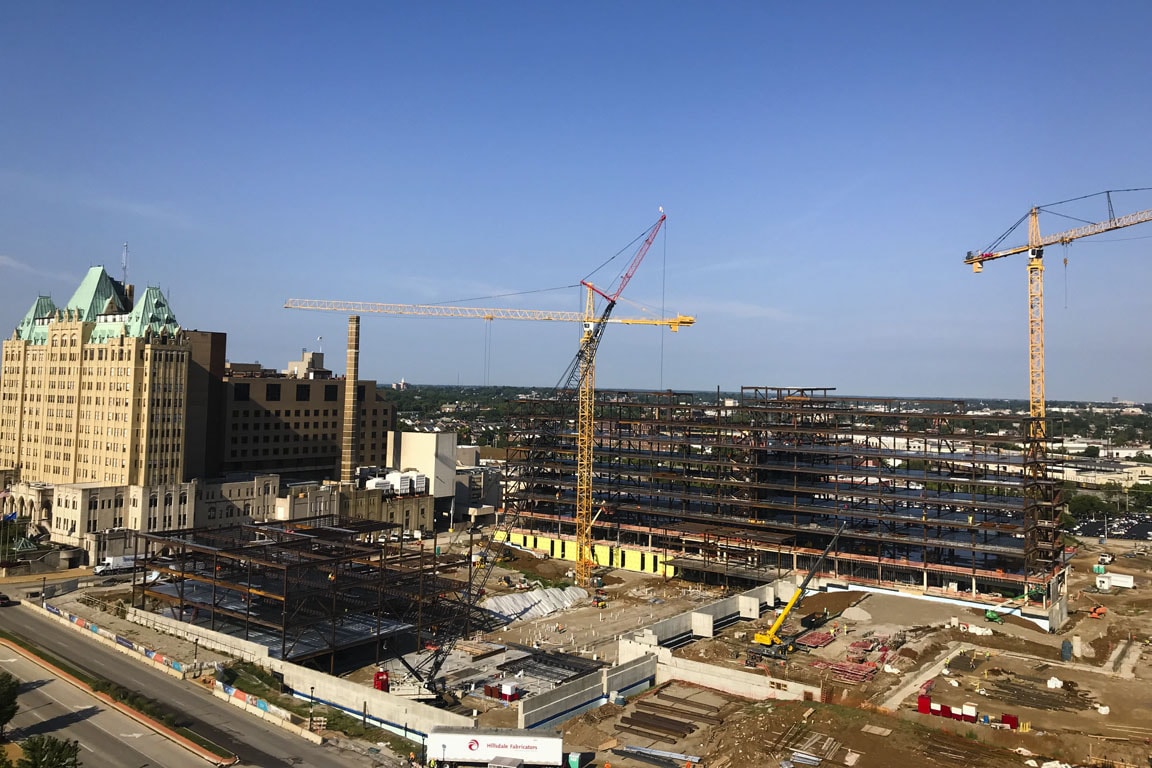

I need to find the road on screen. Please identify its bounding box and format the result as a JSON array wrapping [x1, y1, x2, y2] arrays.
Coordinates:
[[3, 650, 205, 768], [0, 606, 393, 768]]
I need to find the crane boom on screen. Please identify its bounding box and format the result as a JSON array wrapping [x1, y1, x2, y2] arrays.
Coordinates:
[[284, 298, 694, 330], [574, 212, 666, 585], [964, 206, 1152, 265], [285, 212, 684, 692], [753, 523, 845, 648], [585, 213, 667, 302]]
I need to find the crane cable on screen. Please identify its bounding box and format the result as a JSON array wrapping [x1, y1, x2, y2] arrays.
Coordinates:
[[977, 187, 1152, 254]]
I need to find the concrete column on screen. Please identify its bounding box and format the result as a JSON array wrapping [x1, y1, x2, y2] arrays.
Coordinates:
[[340, 315, 360, 485]]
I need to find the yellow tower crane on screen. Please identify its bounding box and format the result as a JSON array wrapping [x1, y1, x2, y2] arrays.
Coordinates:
[[965, 192, 1152, 468], [285, 212, 682, 587], [283, 298, 693, 331]]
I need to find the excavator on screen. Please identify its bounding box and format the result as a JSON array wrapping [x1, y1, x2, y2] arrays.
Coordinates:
[[749, 523, 846, 661]]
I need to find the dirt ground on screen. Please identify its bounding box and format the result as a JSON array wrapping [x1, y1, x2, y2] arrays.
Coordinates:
[[578, 539, 1152, 768], [23, 535, 1152, 767]]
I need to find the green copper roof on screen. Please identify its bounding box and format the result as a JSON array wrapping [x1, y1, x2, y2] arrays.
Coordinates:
[[125, 286, 180, 338], [11, 266, 180, 344], [14, 296, 58, 341], [64, 266, 131, 320]]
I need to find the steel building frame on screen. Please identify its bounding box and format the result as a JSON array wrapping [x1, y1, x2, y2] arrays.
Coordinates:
[[506, 387, 1067, 608], [133, 515, 480, 670]]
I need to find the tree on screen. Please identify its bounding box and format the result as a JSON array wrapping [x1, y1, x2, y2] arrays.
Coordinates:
[[0, 671, 18, 737], [1080, 445, 1101, 458], [1068, 494, 1109, 520], [16, 735, 80, 768]]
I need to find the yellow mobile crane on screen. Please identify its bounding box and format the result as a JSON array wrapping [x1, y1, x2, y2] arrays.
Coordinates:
[[751, 523, 845, 659], [286, 213, 682, 587], [964, 190, 1152, 465]]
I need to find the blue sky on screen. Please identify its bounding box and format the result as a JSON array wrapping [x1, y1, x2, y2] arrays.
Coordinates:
[[2, 2, 1151, 401]]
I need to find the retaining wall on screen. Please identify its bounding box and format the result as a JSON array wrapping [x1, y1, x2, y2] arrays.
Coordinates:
[[126, 607, 271, 662], [29, 602, 190, 679], [280, 661, 472, 740], [655, 652, 820, 701], [518, 654, 658, 730]]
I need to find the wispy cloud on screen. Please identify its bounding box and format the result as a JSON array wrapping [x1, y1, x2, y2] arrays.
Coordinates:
[[0, 170, 193, 229], [0, 254, 74, 283]]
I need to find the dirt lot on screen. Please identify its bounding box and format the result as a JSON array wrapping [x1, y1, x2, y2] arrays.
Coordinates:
[[596, 539, 1152, 768]]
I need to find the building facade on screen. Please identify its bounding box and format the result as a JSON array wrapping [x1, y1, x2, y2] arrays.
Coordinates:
[[219, 353, 396, 480], [48, 473, 281, 563], [0, 267, 220, 487]]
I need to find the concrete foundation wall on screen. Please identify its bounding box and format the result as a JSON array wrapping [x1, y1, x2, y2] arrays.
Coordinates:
[[518, 671, 604, 731], [655, 652, 820, 701], [604, 654, 657, 698], [519, 655, 658, 731], [124, 606, 468, 738], [282, 663, 471, 739], [624, 583, 776, 649]]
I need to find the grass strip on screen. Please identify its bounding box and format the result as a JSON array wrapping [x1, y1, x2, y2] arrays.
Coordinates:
[[0, 628, 234, 760]]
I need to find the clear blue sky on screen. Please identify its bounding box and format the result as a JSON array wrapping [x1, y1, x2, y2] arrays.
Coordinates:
[[3, 2, 1151, 401]]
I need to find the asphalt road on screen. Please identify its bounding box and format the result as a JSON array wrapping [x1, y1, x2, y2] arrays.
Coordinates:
[[0, 605, 391, 768], [3, 650, 204, 768]]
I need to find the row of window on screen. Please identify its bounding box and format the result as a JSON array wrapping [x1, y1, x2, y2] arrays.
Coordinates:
[[233, 382, 342, 402]]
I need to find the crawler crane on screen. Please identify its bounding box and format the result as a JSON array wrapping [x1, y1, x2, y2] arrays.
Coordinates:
[[286, 213, 683, 690]]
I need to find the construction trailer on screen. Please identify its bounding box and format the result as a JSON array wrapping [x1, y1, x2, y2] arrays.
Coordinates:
[[505, 386, 1069, 625], [427, 726, 564, 767]]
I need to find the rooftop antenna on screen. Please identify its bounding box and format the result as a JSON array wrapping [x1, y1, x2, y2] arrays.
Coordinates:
[[121, 242, 129, 286]]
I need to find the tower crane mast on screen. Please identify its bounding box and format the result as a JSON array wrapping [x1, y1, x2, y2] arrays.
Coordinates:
[[966, 191, 1152, 576]]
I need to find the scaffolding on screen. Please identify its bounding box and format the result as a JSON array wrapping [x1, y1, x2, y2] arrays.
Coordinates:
[[506, 387, 1068, 612]]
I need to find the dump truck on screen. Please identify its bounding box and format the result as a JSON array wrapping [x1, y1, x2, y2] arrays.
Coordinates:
[[426, 727, 564, 767]]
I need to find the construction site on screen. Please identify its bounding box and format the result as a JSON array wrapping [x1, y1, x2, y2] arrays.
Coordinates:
[[17, 197, 1152, 768], [503, 386, 1069, 627]]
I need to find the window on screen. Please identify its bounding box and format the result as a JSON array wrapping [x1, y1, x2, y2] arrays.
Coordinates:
[[234, 383, 250, 402], [296, 384, 310, 401], [266, 382, 281, 401], [324, 385, 338, 402]]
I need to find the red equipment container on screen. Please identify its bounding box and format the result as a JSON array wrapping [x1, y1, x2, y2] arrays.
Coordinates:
[[373, 670, 390, 692]]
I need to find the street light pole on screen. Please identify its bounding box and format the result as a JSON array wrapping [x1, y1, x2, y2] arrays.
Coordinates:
[[40, 576, 46, 607], [309, 686, 315, 732]]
